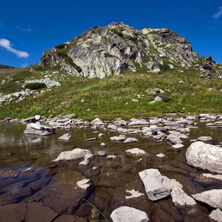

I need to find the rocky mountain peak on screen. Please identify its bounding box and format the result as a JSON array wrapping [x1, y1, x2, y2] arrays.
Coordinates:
[[41, 22, 200, 78]]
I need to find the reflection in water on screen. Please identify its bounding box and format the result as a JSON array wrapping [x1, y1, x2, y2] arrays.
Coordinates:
[[0, 122, 222, 221]]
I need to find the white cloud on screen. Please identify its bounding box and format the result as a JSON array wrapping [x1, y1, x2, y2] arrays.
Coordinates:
[[0, 38, 29, 58], [22, 63, 28, 68], [16, 25, 33, 32], [213, 6, 222, 18]]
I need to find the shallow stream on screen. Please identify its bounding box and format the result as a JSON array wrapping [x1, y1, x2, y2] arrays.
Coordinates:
[[0, 122, 221, 222]]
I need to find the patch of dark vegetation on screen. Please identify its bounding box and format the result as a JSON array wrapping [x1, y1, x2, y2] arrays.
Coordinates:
[[55, 43, 66, 49], [25, 83, 47, 90]]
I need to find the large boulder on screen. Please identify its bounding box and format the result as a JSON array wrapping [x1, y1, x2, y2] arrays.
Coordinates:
[[24, 122, 55, 136], [110, 206, 149, 222], [139, 169, 170, 201], [185, 141, 222, 173]]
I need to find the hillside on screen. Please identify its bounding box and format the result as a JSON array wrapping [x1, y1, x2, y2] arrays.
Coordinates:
[[0, 22, 222, 120]]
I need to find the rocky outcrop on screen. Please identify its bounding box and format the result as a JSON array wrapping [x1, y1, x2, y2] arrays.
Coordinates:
[[185, 141, 222, 173], [41, 22, 199, 78]]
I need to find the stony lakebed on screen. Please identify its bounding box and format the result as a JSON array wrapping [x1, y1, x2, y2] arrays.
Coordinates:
[[1, 114, 222, 222]]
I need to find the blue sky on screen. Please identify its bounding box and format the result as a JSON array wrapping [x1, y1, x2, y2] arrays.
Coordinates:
[[0, 0, 222, 68]]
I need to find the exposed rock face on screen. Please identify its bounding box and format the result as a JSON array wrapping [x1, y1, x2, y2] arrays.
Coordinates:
[[41, 22, 199, 78], [185, 141, 222, 173], [110, 206, 149, 222]]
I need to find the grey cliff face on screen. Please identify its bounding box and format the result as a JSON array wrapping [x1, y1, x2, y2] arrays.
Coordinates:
[[40, 22, 200, 78]]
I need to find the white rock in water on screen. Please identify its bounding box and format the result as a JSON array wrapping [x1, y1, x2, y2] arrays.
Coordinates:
[[125, 148, 146, 156], [167, 133, 183, 145], [197, 136, 213, 142], [125, 189, 144, 199], [52, 148, 93, 162], [172, 144, 184, 149], [171, 187, 196, 206], [24, 122, 55, 136], [107, 155, 117, 160], [186, 141, 222, 173], [110, 135, 126, 141], [110, 206, 149, 222], [34, 115, 41, 120], [192, 189, 222, 209], [209, 209, 222, 222], [98, 133, 105, 138], [78, 153, 93, 166], [124, 137, 138, 144], [128, 119, 149, 126], [162, 176, 195, 206], [58, 133, 72, 141], [126, 189, 144, 199], [156, 153, 165, 158], [77, 179, 91, 190], [139, 169, 170, 201], [202, 173, 222, 181], [91, 118, 104, 126], [162, 176, 183, 190]]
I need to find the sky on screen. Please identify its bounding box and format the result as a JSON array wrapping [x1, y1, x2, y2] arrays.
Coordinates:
[[0, 0, 222, 68]]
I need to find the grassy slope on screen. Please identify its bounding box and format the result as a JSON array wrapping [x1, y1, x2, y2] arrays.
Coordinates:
[[0, 66, 222, 120]]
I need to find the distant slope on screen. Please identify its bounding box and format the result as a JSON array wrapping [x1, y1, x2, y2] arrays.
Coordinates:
[[0, 64, 15, 69]]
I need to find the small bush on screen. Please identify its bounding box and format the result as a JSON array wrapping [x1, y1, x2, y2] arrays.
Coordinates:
[[55, 44, 66, 49], [25, 83, 47, 90]]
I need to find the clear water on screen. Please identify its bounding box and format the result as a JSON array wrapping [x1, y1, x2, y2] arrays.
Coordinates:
[[0, 122, 222, 221]]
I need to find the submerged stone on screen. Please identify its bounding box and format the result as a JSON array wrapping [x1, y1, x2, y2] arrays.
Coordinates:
[[111, 206, 149, 222]]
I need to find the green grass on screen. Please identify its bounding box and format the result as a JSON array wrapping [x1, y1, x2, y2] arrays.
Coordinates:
[[1, 66, 222, 120]]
